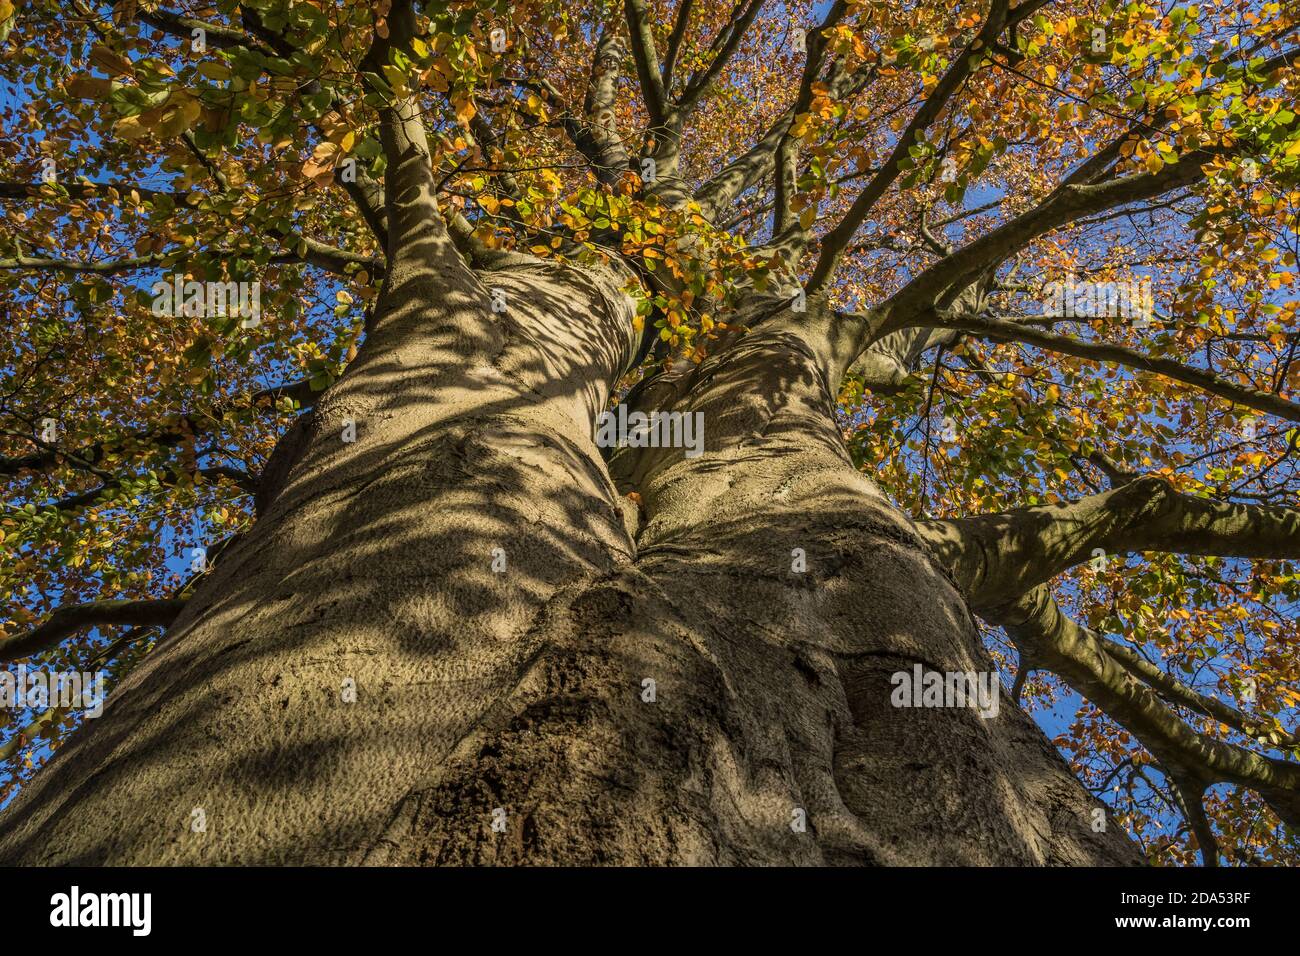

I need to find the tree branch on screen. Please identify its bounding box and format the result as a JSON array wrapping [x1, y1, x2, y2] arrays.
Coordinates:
[[986, 585, 1300, 833], [808, 0, 1016, 292], [623, 0, 669, 125], [773, 0, 848, 235], [0, 253, 166, 275], [562, 33, 633, 187], [134, 5, 273, 54], [692, 53, 876, 223], [694, 108, 793, 221], [880, 142, 1267, 325], [918, 475, 1300, 610], [676, 0, 766, 115], [1102, 637, 1300, 753], [0, 378, 317, 480], [660, 0, 697, 93], [1061, 46, 1299, 188], [1, 598, 188, 664], [919, 310, 1300, 423], [0, 242, 373, 279], [24, 463, 258, 515], [0, 180, 189, 205]]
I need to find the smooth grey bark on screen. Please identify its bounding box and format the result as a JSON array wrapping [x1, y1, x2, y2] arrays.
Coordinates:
[[7, 0, 1293, 869], [0, 258, 1141, 865]]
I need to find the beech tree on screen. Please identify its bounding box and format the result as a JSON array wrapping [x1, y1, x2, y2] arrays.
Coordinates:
[[0, 0, 1297, 866]]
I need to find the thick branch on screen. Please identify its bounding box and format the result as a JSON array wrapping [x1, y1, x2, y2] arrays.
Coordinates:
[[1, 598, 187, 664], [872, 36, 1300, 331], [919, 475, 1300, 610], [349, 11, 486, 343], [986, 586, 1300, 831], [623, 0, 669, 124], [291, 235, 384, 276], [880, 148, 1248, 324], [694, 109, 793, 221], [847, 326, 957, 393], [563, 33, 633, 186]]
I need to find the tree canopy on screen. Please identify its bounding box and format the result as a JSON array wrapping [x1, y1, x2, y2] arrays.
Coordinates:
[[1, 0, 1298, 865]]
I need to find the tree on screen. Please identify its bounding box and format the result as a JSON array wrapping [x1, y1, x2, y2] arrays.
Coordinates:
[[0, 0, 1296, 866]]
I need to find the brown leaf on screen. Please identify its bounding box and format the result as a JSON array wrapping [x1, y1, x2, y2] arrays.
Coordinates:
[[65, 75, 113, 100], [112, 0, 137, 25], [303, 141, 341, 186], [88, 42, 135, 78]]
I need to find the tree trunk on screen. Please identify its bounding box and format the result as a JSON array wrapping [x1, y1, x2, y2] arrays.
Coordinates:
[[0, 260, 1140, 865]]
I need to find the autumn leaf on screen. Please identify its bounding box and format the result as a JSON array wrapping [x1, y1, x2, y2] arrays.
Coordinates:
[[303, 140, 341, 186], [65, 75, 114, 99], [88, 42, 134, 78]]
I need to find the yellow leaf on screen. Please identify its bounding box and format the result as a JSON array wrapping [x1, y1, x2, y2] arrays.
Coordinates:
[[156, 93, 201, 138], [197, 61, 232, 81], [114, 113, 151, 140], [89, 42, 135, 78], [65, 75, 113, 99], [303, 140, 340, 185], [381, 64, 407, 97], [451, 90, 475, 124]]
